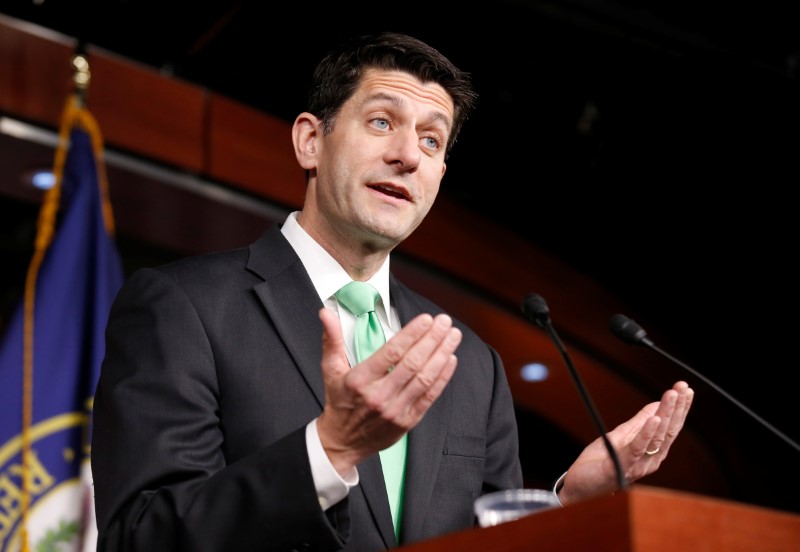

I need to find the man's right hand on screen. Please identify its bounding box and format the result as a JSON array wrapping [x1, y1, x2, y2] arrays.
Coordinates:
[[315, 308, 462, 476]]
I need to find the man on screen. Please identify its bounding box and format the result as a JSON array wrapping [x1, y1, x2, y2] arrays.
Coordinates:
[[92, 32, 693, 551]]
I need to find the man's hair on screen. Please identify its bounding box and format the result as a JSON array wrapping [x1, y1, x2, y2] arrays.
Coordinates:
[[307, 32, 478, 154]]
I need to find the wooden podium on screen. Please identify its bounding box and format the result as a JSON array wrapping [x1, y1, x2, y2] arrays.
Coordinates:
[[398, 485, 800, 551]]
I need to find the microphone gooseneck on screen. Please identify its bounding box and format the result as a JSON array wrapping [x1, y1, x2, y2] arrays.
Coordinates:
[[609, 313, 800, 454], [522, 293, 628, 491]]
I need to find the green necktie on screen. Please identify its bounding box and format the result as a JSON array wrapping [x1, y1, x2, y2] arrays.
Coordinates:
[[335, 281, 407, 540]]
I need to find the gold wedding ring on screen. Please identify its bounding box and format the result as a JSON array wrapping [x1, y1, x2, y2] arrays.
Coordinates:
[[644, 446, 661, 456]]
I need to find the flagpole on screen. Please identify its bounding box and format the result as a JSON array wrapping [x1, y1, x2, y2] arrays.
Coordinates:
[[18, 48, 100, 552]]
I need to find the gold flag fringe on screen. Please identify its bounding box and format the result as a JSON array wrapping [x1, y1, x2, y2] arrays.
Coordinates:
[[19, 93, 115, 552]]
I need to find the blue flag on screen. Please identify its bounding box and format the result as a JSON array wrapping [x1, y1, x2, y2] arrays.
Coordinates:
[[0, 98, 124, 552]]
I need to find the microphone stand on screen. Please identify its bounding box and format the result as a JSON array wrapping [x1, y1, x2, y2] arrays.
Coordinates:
[[524, 294, 628, 492], [610, 314, 800, 454]]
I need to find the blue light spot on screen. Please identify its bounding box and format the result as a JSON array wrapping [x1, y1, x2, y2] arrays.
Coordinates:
[[520, 362, 549, 382], [31, 170, 56, 190]]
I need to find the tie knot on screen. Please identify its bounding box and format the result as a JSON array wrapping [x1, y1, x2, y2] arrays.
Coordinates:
[[335, 281, 380, 316]]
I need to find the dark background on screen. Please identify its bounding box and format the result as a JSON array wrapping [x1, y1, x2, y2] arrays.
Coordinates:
[[2, 0, 799, 512]]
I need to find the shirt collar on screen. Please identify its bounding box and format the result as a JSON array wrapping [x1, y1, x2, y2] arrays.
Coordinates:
[[280, 211, 392, 312]]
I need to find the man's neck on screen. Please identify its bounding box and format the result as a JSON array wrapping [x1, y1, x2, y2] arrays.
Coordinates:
[[296, 211, 393, 281]]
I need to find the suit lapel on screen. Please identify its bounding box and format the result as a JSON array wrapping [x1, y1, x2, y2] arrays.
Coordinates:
[[400, 395, 450, 543], [247, 233, 451, 545], [358, 455, 396, 548], [245, 227, 403, 547], [247, 226, 326, 407], [391, 280, 451, 544], [346, 278, 435, 548], [346, 276, 454, 548]]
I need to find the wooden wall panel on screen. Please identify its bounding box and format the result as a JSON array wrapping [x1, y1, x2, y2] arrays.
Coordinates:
[[87, 48, 207, 172], [0, 13, 734, 504], [208, 96, 305, 205], [0, 15, 74, 126]]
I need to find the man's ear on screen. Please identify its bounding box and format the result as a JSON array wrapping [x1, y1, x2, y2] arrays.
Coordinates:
[[292, 112, 320, 170]]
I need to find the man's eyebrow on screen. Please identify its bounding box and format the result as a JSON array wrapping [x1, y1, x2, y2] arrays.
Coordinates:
[[362, 91, 404, 108], [362, 92, 452, 131], [425, 110, 452, 132]]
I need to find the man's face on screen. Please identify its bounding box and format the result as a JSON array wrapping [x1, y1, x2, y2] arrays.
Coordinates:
[[308, 68, 454, 253]]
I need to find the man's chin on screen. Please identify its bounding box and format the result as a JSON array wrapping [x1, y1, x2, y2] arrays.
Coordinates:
[[360, 226, 409, 252]]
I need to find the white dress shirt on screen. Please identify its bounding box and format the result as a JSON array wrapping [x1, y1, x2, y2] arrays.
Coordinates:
[[280, 211, 399, 510]]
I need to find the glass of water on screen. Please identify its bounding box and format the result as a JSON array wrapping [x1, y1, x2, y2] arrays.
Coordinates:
[[474, 488, 561, 527]]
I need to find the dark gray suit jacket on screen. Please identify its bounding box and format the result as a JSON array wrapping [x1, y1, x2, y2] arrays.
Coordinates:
[[92, 224, 522, 551]]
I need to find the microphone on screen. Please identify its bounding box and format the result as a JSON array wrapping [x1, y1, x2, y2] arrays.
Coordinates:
[[522, 293, 628, 491], [609, 313, 800, 453]]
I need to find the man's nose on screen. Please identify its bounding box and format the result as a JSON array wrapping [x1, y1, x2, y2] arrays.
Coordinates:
[[385, 128, 422, 170]]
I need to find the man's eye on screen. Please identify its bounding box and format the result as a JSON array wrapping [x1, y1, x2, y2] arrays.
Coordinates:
[[372, 119, 390, 130], [422, 137, 440, 150]]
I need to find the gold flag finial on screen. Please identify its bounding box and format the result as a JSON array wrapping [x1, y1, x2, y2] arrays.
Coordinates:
[[71, 53, 91, 106]]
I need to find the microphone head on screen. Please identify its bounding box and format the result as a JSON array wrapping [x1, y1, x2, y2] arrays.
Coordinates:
[[521, 293, 551, 328], [608, 314, 650, 346]]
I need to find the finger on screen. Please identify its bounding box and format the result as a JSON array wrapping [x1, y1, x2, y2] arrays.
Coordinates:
[[654, 387, 679, 420], [660, 383, 694, 453], [399, 323, 461, 400], [642, 382, 693, 457], [388, 314, 458, 387], [404, 351, 459, 423], [353, 312, 435, 381], [641, 387, 677, 449], [348, 314, 460, 428], [634, 414, 662, 457], [644, 413, 671, 457], [388, 325, 462, 421], [319, 307, 351, 378], [671, 381, 694, 425]]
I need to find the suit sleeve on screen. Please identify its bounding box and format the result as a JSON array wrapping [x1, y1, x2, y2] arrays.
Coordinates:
[[91, 268, 348, 551], [483, 344, 524, 494]]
